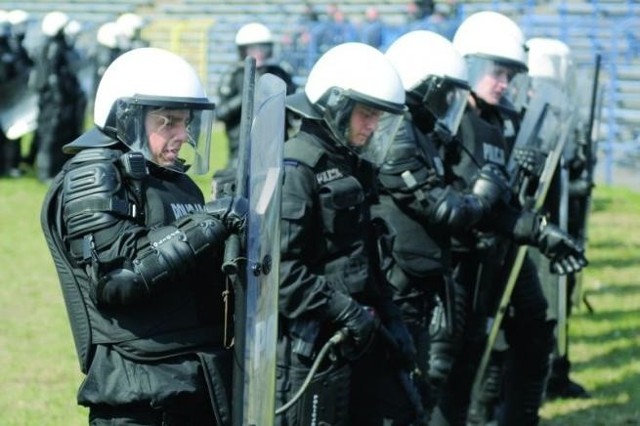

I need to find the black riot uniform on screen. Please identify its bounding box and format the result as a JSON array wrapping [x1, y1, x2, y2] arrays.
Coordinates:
[[275, 120, 415, 425], [216, 61, 296, 169], [433, 101, 557, 426], [41, 130, 237, 425], [31, 31, 84, 182], [371, 113, 509, 412]]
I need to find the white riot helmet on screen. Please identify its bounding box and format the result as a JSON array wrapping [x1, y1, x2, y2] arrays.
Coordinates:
[[64, 19, 82, 44], [116, 12, 144, 39], [386, 30, 470, 136], [287, 42, 406, 166], [235, 22, 273, 62], [8, 9, 29, 37], [453, 11, 529, 109], [235, 22, 273, 46], [527, 37, 574, 89], [41, 11, 69, 37], [93, 47, 215, 174], [526, 37, 576, 115], [96, 21, 120, 49]]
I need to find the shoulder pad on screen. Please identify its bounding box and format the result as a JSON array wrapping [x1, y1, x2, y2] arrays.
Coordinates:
[[69, 147, 122, 165], [63, 128, 119, 155], [284, 136, 325, 169]]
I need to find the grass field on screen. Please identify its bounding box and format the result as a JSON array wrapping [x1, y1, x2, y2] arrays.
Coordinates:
[[1, 154, 638, 425]]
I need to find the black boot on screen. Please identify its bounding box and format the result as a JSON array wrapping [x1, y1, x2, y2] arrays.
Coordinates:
[[546, 355, 590, 399]]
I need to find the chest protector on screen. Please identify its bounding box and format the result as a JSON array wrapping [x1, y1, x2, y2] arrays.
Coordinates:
[[454, 111, 508, 189], [373, 120, 450, 286], [284, 133, 371, 296], [42, 148, 223, 372]]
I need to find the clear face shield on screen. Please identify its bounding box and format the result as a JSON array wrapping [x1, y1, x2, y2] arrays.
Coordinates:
[[467, 56, 529, 111], [241, 43, 273, 66], [115, 96, 215, 174], [416, 76, 470, 136], [321, 89, 405, 166]]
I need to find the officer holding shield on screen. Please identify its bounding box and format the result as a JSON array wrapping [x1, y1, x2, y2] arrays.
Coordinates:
[[41, 48, 247, 425], [276, 42, 416, 425]]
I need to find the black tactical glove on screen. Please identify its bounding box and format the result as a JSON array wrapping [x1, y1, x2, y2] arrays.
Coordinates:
[[326, 292, 380, 355], [512, 146, 547, 178], [471, 163, 512, 209], [205, 195, 248, 234], [513, 211, 588, 275]]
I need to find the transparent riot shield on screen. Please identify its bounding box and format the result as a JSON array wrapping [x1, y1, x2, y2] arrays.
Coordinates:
[[241, 73, 286, 426], [0, 73, 38, 140], [468, 82, 575, 426]]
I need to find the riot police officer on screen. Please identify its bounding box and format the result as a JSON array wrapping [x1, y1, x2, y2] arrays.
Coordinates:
[[215, 22, 297, 170], [32, 11, 84, 182], [41, 47, 247, 425], [526, 36, 591, 400], [275, 42, 416, 425], [430, 11, 587, 426], [374, 30, 512, 415], [90, 21, 125, 110], [116, 12, 149, 51]]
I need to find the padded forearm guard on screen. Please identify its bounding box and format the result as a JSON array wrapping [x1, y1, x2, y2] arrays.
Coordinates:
[[95, 214, 228, 305]]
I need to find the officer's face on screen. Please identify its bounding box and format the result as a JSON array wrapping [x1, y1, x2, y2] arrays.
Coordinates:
[[474, 62, 515, 106], [145, 108, 191, 167], [348, 103, 383, 147]]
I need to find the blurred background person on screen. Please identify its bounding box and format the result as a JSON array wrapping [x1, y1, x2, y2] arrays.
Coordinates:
[[214, 22, 296, 172], [116, 12, 149, 52], [30, 11, 85, 182], [359, 6, 386, 50]]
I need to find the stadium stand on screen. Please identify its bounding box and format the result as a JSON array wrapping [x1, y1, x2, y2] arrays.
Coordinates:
[[6, 0, 640, 175]]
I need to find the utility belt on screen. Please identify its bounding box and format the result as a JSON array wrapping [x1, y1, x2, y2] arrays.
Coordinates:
[[107, 325, 226, 362]]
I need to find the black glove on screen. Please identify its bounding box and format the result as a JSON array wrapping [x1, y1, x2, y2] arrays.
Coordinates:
[[512, 146, 547, 178], [327, 292, 380, 355], [471, 163, 511, 208], [513, 211, 588, 275], [205, 195, 248, 234], [537, 222, 588, 274]]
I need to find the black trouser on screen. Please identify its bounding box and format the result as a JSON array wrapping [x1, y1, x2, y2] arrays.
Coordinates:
[[275, 328, 419, 426], [433, 251, 554, 426], [89, 397, 217, 426]]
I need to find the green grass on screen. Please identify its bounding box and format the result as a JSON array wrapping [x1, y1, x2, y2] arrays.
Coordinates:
[[1, 146, 638, 424]]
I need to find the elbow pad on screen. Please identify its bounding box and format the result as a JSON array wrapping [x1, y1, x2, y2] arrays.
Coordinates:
[[428, 188, 485, 231], [471, 163, 511, 209], [95, 214, 228, 305]]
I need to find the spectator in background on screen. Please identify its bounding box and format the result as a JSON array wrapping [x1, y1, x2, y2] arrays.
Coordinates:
[[282, 2, 320, 76], [359, 6, 386, 49], [316, 3, 358, 55], [425, 2, 460, 40]]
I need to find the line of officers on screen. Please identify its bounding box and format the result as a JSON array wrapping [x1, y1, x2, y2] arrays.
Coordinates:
[[219, 12, 593, 426], [0, 9, 147, 181], [40, 9, 594, 426]]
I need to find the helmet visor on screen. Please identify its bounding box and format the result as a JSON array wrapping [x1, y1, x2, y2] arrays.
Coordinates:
[[466, 56, 529, 110], [415, 76, 470, 135], [323, 90, 404, 166], [115, 96, 215, 174]]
